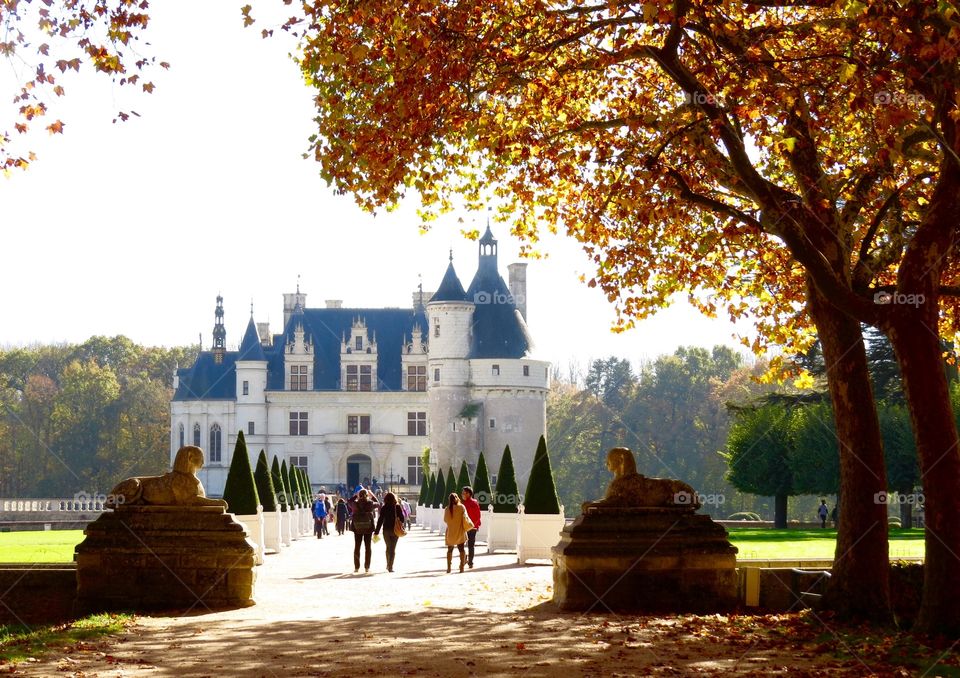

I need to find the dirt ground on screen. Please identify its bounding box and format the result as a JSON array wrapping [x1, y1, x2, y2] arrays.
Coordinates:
[[6, 526, 932, 676]]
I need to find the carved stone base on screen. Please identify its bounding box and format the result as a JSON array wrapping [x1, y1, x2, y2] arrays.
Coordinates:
[[75, 505, 256, 613], [552, 507, 738, 612]]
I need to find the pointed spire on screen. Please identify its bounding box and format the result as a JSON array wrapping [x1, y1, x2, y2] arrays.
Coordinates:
[[239, 315, 266, 361], [429, 259, 469, 303], [212, 295, 227, 364]]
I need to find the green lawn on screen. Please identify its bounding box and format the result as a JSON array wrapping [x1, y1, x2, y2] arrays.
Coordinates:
[[0, 613, 132, 664], [0, 530, 84, 563], [0, 527, 928, 563], [728, 527, 925, 560]]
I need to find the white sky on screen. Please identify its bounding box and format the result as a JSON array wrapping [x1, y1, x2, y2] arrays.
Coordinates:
[[0, 1, 755, 372]]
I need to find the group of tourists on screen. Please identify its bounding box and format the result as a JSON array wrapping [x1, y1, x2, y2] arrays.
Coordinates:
[[313, 484, 483, 574]]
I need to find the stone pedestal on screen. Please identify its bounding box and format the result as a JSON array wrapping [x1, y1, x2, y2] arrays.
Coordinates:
[[552, 506, 737, 612], [75, 505, 256, 613]]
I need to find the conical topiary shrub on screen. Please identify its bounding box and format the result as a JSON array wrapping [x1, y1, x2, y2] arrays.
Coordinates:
[[280, 459, 300, 508], [431, 466, 447, 509], [254, 450, 277, 512], [222, 431, 260, 515], [445, 467, 456, 503], [493, 445, 519, 514], [473, 451, 493, 508], [271, 456, 288, 511], [418, 471, 430, 504], [522, 435, 562, 514], [457, 461, 471, 495], [295, 467, 308, 504]]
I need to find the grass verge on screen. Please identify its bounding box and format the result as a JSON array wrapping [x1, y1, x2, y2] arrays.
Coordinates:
[[0, 612, 133, 665], [728, 527, 925, 560], [0, 530, 84, 563]]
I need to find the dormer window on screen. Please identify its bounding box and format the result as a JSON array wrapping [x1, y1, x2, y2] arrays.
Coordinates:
[[346, 365, 372, 391], [355, 335, 362, 351]]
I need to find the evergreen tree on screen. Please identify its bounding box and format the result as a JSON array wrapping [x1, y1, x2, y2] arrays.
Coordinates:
[[221, 431, 260, 515], [286, 461, 300, 508], [431, 466, 446, 509], [254, 450, 278, 512], [493, 445, 520, 514], [445, 466, 457, 504], [457, 461, 471, 495], [418, 471, 430, 504], [522, 435, 562, 514], [271, 456, 288, 511], [473, 451, 493, 508]]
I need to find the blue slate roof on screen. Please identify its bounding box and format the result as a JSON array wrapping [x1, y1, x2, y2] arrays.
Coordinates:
[[466, 263, 531, 359], [238, 317, 266, 361], [173, 352, 238, 400], [429, 262, 469, 303]]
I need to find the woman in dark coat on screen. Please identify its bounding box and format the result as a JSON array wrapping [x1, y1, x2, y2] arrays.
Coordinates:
[[335, 497, 348, 535], [351, 490, 377, 573], [374, 492, 404, 572]]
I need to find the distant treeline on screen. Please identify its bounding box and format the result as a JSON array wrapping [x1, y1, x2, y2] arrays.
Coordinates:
[[547, 346, 774, 517], [0, 337, 194, 497]]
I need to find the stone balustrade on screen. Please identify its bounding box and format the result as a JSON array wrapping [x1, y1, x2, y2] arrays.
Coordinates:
[[1, 497, 109, 512]]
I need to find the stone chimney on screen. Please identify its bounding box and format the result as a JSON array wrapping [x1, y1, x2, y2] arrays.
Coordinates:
[[326, 300, 343, 309], [282, 290, 307, 326], [508, 263, 527, 322], [256, 322, 272, 346]]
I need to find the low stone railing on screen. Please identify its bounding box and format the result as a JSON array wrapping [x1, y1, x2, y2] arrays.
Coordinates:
[[1, 497, 109, 512]]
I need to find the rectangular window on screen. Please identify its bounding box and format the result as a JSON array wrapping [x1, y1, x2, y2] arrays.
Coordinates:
[[242, 380, 249, 395], [248, 421, 255, 435], [289, 411, 308, 436], [407, 456, 424, 486], [434, 368, 440, 382], [289, 455, 308, 473], [290, 365, 307, 391], [489, 418, 496, 429], [407, 411, 427, 436], [434, 317, 440, 337], [407, 365, 427, 391], [355, 335, 363, 350], [346, 365, 358, 391], [360, 364, 372, 391], [492, 364, 500, 376], [523, 365, 529, 377], [348, 415, 370, 434]]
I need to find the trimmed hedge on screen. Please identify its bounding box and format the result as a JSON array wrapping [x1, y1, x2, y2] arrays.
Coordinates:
[[493, 445, 519, 514], [271, 455, 288, 511], [445, 467, 457, 504], [457, 461, 471, 495], [473, 451, 493, 508], [222, 431, 260, 515], [418, 472, 430, 505], [285, 461, 299, 508], [431, 467, 447, 509], [254, 449, 278, 512], [522, 435, 562, 514]]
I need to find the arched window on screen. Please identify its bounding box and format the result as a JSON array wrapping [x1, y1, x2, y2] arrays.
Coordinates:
[[178, 423, 185, 448], [209, 424, 222, 463], [193, 423, 201, 447]]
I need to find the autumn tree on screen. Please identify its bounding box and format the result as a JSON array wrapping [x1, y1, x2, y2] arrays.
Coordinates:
[[267, 0, 960, 630], [0, 0, 165, 172]]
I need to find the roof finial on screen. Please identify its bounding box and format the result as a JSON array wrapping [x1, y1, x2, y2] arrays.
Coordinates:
[[418, 273, 424, 307], [449, 248, 453, 263], [250, 299, 254, 317], [296, 273, 301, 295]]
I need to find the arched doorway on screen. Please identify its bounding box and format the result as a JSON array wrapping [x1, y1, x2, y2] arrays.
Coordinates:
[[346, 453, 372, 490]]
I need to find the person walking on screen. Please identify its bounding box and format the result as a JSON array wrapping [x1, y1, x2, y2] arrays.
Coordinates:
[[818, 499, 829, 528], [312, 494, 328, 539], [443, 492, 474, 573], [400, 496, 412, 530], [351, 490, 377, 573], [461, 486, 481, 569], [322, 493, 332, 536], [335, 497, 348, 535], [374, 492, 404, 572]]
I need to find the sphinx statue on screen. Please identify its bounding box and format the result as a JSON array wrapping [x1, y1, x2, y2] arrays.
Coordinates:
[[585, 447, 701, 511], [105, 445, 228, 508]]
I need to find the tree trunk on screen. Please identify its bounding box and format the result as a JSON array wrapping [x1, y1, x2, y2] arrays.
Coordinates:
[[899, 497, 912, 531], [808, 284, 891, 621], [888, 311, 960, 635], [774, 493, 788, 528]]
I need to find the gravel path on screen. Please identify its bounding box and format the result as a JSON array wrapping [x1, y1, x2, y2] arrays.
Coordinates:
[[12, 524, 900, 676]]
